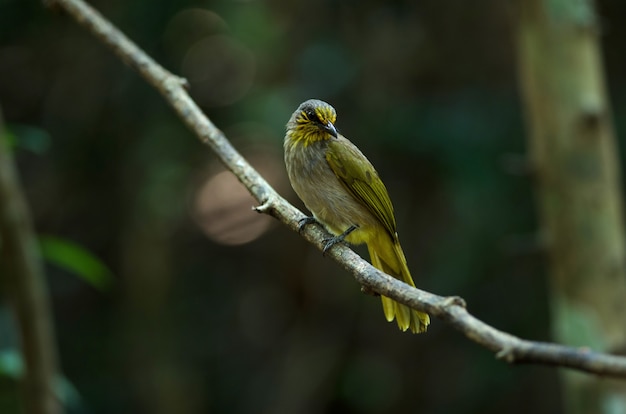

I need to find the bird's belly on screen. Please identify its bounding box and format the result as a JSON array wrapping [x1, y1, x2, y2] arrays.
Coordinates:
[[291, 173, 377, 245], [285, 141, 381, 245]]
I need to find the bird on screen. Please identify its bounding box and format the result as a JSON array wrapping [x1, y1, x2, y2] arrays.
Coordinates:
[[283, 99, 430, 333]]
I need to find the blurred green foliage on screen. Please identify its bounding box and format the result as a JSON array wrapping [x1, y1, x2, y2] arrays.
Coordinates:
[[39, 235, 113, 291], [0, 349, 22, 379], [1, 0, 625, 413], [9, 124, 52, 154], [0, 348, 83, 410]]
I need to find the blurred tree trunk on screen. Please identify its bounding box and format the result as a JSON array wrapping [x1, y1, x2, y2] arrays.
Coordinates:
[[517, 1, 626, 412], [0, 112, 62, 414]]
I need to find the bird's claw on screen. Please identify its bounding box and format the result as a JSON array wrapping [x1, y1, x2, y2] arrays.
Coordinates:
[[297, 216, 318, 233], [322, 236, 343, 255], [322, 224, 358, 256]]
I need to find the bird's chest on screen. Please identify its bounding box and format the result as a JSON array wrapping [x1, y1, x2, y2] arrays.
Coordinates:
[[285, 143, 375, 240]]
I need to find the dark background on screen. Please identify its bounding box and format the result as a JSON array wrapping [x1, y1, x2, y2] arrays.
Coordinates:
[[1, 0, 625, 413]]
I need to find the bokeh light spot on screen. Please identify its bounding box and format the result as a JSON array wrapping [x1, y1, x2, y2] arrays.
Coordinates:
[[193, 170, 269, 245], [162, 8, 229, 64], [192, 146, 286, 246], [181, 35, 255, 107]]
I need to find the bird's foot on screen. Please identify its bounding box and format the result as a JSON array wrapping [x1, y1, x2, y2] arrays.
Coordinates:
[[297, 216, 318, 233], [322, 224, 358, 255], [322, 236, 345, 255]]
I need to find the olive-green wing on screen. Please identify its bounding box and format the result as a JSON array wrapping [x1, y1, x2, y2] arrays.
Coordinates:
[[326, 138, 397, 236]]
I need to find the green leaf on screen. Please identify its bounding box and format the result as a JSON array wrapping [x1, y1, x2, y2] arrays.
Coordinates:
[[39, 235, 113, 290]]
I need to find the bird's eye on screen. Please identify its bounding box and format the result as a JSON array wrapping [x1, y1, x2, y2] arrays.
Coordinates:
[[306, 110, 320, 123]]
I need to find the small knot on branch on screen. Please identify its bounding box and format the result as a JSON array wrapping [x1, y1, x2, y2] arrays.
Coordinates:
[[442, 296, 466, 309], [176, 76, 190, 90], [162, 74, 189, 94], [360, 285, 380, 297], [253, 199, 274, 214], [496, 346, 516, 363]]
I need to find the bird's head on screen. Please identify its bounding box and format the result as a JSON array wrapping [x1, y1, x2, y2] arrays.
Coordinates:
[[286, 99, 338, 146]]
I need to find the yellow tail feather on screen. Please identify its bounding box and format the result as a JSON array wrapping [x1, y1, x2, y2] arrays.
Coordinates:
[[367, 234, 430, 334]]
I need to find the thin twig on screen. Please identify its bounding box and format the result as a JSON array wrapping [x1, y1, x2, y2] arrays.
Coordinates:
[[45, 0, 626, 379], [0, 113, 62, 413]]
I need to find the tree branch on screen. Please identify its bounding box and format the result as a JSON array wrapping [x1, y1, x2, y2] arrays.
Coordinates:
[[45, 0, 626, 379]]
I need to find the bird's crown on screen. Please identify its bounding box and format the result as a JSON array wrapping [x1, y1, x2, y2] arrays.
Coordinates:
[[295, 99, 337, 127]]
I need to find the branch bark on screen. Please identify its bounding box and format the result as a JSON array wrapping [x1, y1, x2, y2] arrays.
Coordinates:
[[44, 0, 626, 379], [0, 113, 62, 413]]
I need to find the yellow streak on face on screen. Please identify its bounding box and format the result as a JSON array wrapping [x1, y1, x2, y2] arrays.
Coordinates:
[[289, 104, 337, 147], [315, 106, 336, 126]]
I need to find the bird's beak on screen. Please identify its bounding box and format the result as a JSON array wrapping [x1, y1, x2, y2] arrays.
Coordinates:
[[324, 121, 338, 138]]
